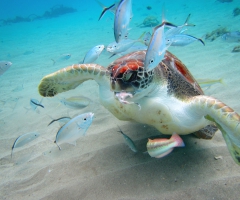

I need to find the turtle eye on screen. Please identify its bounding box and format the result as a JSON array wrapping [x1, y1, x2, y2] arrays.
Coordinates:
[[123, 71, 135, 82]]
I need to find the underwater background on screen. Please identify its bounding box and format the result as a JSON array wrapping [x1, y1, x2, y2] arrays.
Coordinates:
[[1, 0, 240, 199]]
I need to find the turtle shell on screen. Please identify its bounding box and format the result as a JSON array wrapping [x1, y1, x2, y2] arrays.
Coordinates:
[[107, 50, 203, 96]]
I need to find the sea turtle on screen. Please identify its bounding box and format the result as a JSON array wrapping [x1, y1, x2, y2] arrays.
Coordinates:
[[38, 50, 240, 165]]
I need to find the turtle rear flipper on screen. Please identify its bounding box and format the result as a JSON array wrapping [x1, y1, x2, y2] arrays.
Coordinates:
[[193, 124, 218, 139], [38, 64, 109, 97], [191, 95, 240, 165]]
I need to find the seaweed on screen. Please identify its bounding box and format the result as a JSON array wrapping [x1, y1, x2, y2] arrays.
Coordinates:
[[42, 5, 77, 19], [233, 7, 240, 17], [205, 27, 229, 41], [232, 45, 240, 53], [0, 5, 77, 26]]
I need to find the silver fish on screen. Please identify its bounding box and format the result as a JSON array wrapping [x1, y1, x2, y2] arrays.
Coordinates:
[[166, 34, 205, 46], [48, 116, 71, 126], [114, 0, 132, 43], [60, 96, 91, 109], [222, 31, 240, 42], [30, 98, 44, 110], [165, 14, 195, 38], [0, 61, 12, 75], [52, 54, 71, 65], [107, 38, 141, 55], [11, 132, 40, 158], [143, 32, 152, 46], [144, 22, 175, 71], [117, 126, 138, 152], [82, 45, 104, 63], [54, 112, 94, 150]]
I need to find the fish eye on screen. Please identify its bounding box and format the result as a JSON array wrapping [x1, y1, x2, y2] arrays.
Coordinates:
[[83, 118, 86, 120], [149, 59, 154, 64]]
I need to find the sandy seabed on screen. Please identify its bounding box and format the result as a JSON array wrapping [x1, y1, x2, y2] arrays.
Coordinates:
[[0, 0, 240, 199]]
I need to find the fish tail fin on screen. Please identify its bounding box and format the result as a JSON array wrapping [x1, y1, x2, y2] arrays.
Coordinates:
[[170, 133, 185, 147], [54, 140, 62, 150], [198, 38, 205, 46], [219, 78, 226, 86], [138, 31, 146, 44], [184, 14, 195, 27], [95, 0, 115, 21]]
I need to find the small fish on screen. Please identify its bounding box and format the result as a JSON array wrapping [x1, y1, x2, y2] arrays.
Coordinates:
[[147, 133, 185, 158], [54, 112, 94, 150], [107, 33, 144, 55], [48, 116, 71, 126], [144, 21, 176, 71], [95, 0, 116, 20], [114, 0, 132, 43], [117, 126, 138, 152], [165, 34, 205, 46], [197, 78, 225, 88], [165, 14, 195, 38], [30, 98, 44, 109], [143, 32, 151, 46], [221, 31, 240, 42], [60, 96, 91, 109], [51, 54, 71, 65], [115, 92, 141, 110], [23, 49, 34, 55], [82, 45, 104, 63], [0, 61, 12, 75], [11, 132, 40, 158]]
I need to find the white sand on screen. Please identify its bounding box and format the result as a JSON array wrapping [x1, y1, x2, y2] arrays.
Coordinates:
[[1, 1, 240, 199]]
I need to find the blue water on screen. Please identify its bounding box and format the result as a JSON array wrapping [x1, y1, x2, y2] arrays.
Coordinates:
[[1, 0, 240, 199]]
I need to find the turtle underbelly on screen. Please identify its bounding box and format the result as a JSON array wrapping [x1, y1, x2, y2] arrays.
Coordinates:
[[102, 96, 211, 135]]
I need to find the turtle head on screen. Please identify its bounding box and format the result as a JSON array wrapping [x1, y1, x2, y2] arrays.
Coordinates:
[[108, 59, 154, 94]]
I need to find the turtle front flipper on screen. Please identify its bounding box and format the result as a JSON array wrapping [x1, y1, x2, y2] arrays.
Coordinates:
[[191, 95, 240, 165], [38, 64, 109, 97]]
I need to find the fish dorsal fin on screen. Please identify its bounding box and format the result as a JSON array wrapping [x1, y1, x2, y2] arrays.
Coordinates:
[[184, 14, 195, 27]]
